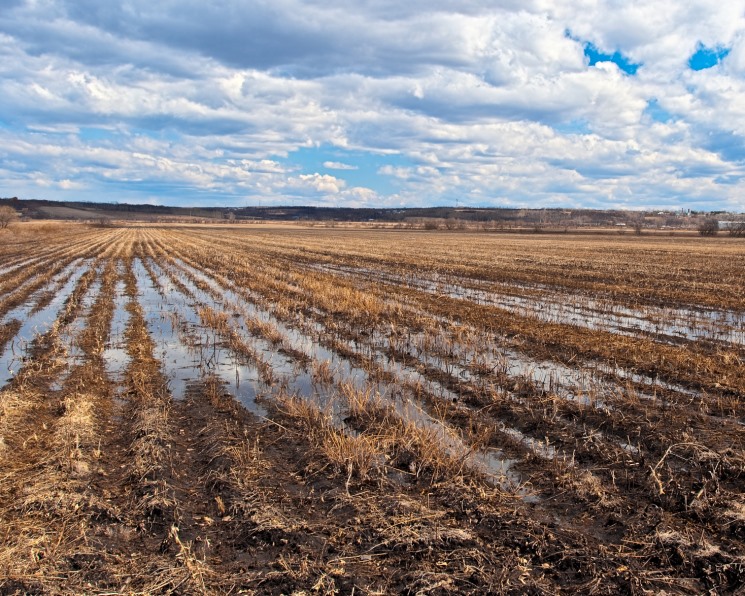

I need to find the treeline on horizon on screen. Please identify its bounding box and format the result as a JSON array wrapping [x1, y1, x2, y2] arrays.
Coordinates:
[[1, 196, 733, 225]]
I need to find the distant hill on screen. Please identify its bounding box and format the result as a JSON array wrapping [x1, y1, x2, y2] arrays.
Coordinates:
[[0, 197, 214, 221], [0, 196, 736, 231]]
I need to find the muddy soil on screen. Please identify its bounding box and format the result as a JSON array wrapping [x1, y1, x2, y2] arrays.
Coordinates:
[[0, 225, 743, 595]]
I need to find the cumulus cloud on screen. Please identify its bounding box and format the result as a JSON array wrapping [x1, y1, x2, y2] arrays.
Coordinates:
[[297, 173, 345, 194], [0, 0, 743, 210]]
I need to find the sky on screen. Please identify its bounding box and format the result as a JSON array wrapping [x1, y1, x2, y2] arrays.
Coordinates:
[[1, 1, 744, 211]]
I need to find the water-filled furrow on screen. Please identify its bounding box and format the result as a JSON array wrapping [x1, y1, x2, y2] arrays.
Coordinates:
[[309, 262, 745, 347], [149, 252, 549, 491], [0, 261, 94, 387], [48, 272, 106, 391], [154, 239, 655, 479], [381, 291, 715, 411], [160, 254, 455, 399], [0, 258, 78, 317], [134, 258, 270, 417], [1, 260, 84, 324], [103, 277, 131, 385], [65, 274, 105, 363], [148, 256, 370, 420], [396, 328, 685, 411], [251, 265, 672, 478], [328, 313, 741, 462], [377, 338, 647, 471], [0, 232, 113, 302], [0, 255, 44, 279]]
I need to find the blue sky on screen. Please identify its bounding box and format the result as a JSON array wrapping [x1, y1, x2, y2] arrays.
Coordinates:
[[1, 1, 744, 211]]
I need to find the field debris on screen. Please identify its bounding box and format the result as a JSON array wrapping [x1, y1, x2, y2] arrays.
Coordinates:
[[0, 224, 744, 594]]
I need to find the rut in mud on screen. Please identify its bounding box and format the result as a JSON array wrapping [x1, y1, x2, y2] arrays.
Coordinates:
[[0, 223, 744, 595]]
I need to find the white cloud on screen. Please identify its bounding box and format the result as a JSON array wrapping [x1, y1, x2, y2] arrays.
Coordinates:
[[297, 173, 346, 194], [0, 1, 743, 210], [323, 161, 358, 170]]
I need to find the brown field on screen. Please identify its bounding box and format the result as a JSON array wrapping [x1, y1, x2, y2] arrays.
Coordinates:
[[0, 223, 743, 595]]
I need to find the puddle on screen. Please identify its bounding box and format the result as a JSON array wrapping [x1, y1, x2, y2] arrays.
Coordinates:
[[0, 256, 42, 278], [385, 388, 529, 493], [470, 448, 528, 494], [134, 258, 268, 417], [155, 254, 533, 492], [310, 263, 745, 347], [103, 277, 131, 384], [0, 262, 92, 388]]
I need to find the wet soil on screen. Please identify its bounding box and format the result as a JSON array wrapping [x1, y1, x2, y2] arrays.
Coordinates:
[[0, 226, 743, 595]]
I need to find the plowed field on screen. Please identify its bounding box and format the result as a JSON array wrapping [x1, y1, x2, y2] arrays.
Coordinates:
[[1, 224, 743, 594]]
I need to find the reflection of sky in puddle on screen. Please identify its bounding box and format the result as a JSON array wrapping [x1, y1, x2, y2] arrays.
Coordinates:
[[470, 448, 535, 500], [182, 254, 731, 493], [103, 277, 130, 384], [0, 256, 43, 279], [159, 256, 530, 493], [312, 263, 745, 346], [135, 259, 268, 417], [0, 261, 90, 388]]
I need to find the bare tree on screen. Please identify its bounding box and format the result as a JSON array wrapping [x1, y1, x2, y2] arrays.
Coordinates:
[[728, 222, 745, 238], [697, 219, 719, 237], [445, 216, 461, 230], [0, 206, 18, 229], [94, 216, 113, 228]]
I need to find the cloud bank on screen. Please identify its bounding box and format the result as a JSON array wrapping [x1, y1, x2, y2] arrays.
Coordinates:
[[1, 1, 744, 210]]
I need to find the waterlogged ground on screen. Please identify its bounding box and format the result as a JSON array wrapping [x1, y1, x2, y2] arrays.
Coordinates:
[[0, 223, 744, 595]]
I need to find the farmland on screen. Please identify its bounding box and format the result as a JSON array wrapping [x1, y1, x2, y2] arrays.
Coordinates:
[[0, 223, 744, 594]]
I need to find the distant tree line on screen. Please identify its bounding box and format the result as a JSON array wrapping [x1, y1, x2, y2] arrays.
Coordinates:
[[2, 197, 744, 235]]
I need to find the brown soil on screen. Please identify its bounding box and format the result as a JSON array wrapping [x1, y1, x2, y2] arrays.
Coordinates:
[[0, 225, 743, 594]]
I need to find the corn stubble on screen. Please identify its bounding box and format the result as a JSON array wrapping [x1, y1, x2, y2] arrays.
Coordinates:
[[0, 223, 743, 594]]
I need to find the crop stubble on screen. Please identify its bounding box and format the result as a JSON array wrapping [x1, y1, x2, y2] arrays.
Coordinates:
[[0, 224, 743, 594]]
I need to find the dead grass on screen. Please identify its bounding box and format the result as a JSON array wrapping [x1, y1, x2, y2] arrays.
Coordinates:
[[1, 225, 743, 594]]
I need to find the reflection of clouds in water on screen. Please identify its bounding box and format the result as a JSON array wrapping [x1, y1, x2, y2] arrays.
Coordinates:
[[161, 256, 529, 490], [0, 260, 90, 387], [134, 258, 268, 417], [313, 263, 745, 346], [157, 249, 734, 495]]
